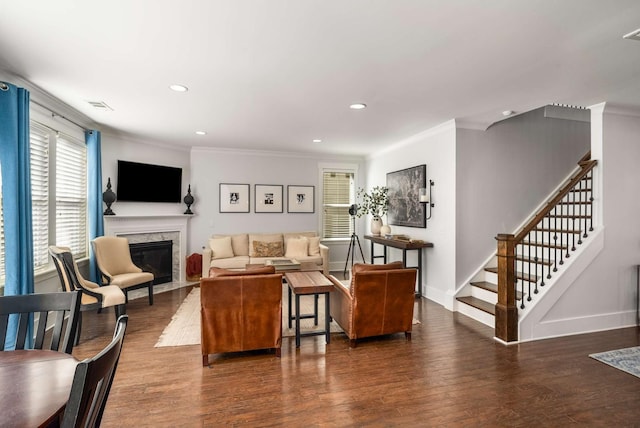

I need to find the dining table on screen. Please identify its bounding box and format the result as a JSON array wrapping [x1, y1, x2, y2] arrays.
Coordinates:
[[0, 349, 79, 427]]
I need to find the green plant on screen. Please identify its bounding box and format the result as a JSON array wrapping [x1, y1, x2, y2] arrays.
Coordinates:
[[356, 186, 389, 218]]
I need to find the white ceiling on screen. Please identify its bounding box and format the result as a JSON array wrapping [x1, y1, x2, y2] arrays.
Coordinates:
[[1, 1, 640, 156]]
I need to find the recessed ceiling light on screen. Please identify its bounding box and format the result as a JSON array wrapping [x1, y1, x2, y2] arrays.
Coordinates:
[[169, 84, 188, 92], [349, 103, 367, 110], [502, 110, 514, 116], [195, 131, 207, 135], [312, 139, 322, 143]]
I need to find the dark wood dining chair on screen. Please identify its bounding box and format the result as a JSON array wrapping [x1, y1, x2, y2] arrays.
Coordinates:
[[0, 291, 81, 354], [61, 314, 128, 428], [49, 245, 126, 345]]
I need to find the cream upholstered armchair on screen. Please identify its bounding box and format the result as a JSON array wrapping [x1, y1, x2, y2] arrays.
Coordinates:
[[92, 236, 155, 305], [49, 245, 126, 344]]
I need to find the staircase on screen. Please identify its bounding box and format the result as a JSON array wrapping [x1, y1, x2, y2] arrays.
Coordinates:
[[455, 152, 597, 341]]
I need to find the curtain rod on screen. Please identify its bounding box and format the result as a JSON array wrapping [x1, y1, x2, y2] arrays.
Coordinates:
[[30, 98, 89, 132]]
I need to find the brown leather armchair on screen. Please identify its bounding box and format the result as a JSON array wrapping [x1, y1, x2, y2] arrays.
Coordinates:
[[329, 261, 417, 347], [200, 266, 283, 366]]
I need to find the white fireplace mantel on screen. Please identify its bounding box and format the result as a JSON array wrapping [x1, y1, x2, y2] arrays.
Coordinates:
[[103, 215, 192, 282]]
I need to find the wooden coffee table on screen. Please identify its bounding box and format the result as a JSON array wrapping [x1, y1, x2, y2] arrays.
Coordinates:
[[284, 271, 334, 348]]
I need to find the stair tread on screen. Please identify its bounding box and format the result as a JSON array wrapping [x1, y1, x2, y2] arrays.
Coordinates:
[[521, 240, 569, 250], [485, 267, 539, 283], [533, 228, 582, 234], [470, 281, 525, 300], [558, 201, 592, 205], [457, 296, 495, 315], [515, 255, 553, 265], [569, 188, 592, 192]]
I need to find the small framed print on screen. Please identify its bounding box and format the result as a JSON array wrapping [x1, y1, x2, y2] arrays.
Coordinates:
[[287, 185, 315, 213], [255, 184, 283, 213], [219, 183, 250, 213]]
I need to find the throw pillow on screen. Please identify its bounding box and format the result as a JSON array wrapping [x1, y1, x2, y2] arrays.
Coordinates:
[[307, 236, 320, 256], [209, 265, 276, 278], [209, 236, 234, 260], [285, 237, 308, 259], [252, 240, 284, 257]]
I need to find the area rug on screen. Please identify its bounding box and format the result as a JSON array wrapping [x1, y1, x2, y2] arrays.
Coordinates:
[[155, 285, 344, 347], [589, 346, 640, 379]]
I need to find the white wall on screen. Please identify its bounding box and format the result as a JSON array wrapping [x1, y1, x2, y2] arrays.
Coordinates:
[[367, 121, 457, 305], [187, 148, 365, 269], [530, 104, 640, 337], [456, 107, 590, 286]]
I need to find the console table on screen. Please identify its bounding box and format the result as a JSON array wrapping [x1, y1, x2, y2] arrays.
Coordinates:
[[364, 235, 433, 298]]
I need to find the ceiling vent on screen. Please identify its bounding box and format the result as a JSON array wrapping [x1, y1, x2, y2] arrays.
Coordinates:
[[87, 101, 113, 111], [623, 28, 640, 41]]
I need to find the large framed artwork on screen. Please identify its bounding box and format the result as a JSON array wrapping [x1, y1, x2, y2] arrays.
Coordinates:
[[255, 184, 283, 213], [219, 183, 250, 213], [386, 164, 426, 228], [287, 185, 314, 213]]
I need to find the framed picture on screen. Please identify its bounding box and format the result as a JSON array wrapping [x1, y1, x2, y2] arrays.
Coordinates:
[[219, 183, 250, 213], [386, 164, 426, 228], [255, 184, 283, 213], [287, 185, 315, 213]]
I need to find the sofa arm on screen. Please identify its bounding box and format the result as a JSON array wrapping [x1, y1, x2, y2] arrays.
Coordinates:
[[320, 243, 329, 276], [202, 247, 213, 278]]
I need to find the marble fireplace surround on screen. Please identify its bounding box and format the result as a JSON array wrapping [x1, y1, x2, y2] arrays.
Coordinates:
[[103, 215, 191, 282]]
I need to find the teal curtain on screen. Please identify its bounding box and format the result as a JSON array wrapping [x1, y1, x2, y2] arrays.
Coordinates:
[[0, 81, 34, 349], [86, 130, 103, 283]]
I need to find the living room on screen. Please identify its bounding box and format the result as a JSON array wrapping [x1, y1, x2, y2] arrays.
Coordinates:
[[2, 1, 640, 425]]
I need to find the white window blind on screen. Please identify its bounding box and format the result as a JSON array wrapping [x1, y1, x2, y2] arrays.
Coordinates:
[[322, 171, 355, 239], [55, 134, 87, 258], [30, 123, 51, 271]]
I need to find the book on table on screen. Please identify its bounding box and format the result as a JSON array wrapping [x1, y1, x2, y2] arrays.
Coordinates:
[[265, 258, 301, 270]]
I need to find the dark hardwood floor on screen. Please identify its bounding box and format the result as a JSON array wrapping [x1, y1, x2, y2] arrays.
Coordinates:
[[72, 280, 640, 427]]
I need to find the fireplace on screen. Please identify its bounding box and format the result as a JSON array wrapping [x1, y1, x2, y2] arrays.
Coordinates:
[[129, 240, 173, 285]]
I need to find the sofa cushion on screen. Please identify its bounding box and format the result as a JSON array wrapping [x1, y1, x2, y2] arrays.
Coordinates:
[[252, 240, 284, 257], [210, 256, 249, 270], [209, 265, 276, 278], [307, 236, 320, 256], [249, 233, 283, 257], [214, 234, 249, 257], [283, 231, 316, 252], [285, 237, 308, 259], [209, 236, 234, 260]]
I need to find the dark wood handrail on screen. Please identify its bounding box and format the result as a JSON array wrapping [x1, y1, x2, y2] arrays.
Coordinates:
[[514, 159, 596, 243], [495, 152, 597, 343]]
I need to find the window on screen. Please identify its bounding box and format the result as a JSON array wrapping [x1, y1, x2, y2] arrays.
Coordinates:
[[29, 121, 87, 274], [321, 169, 356, 239]]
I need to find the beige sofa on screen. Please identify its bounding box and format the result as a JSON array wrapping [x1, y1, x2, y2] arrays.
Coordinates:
[[201, 231, 329, 277]]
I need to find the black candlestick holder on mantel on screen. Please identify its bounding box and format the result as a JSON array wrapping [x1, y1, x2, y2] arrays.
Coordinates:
[[103, 177, 116, 215], [183, 184, 195, 215]]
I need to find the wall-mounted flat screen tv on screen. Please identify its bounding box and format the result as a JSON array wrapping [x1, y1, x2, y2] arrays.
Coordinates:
[[116, 160, 182, 203]]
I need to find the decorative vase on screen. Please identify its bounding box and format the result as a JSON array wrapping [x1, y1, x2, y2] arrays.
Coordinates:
[[380, 224, 391, 236], [102, 177, 116, 216], [371, 216, 383, 236], [183, 184, 195, 215]]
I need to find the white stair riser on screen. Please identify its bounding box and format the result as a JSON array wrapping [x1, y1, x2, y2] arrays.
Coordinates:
[[470, 286, 497, 304], [457, 303, 494, 328]]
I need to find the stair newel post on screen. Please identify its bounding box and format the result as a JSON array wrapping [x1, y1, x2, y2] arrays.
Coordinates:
[[495, 233, 518, 342]]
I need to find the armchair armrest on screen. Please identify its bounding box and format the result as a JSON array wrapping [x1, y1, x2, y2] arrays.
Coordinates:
[[320, 243, 329, 276], [328, 275, 353, 336], [202, 247, 213, 278]]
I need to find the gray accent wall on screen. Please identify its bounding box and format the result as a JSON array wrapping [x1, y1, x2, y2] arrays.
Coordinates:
[[456, 107, 590, 286]]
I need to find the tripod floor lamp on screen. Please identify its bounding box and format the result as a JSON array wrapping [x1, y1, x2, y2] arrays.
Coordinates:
[[344, 204, 365, 277]]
